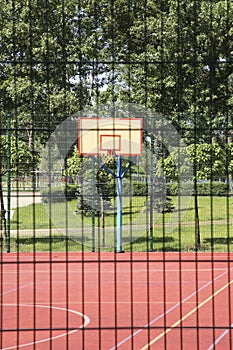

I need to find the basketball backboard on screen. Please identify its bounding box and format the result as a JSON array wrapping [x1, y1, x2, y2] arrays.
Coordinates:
[[78, 118, 142, 156]]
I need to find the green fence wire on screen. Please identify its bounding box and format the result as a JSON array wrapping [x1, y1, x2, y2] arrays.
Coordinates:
[[0, 0, 233, 349]]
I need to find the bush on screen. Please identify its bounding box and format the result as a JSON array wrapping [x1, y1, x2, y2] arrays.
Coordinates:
[[167, 181, 229, 196], [167, 182, 193, 196], [65, 184, 79, 200], [123, 182, 148, 196], [41, 185, 78, 203]]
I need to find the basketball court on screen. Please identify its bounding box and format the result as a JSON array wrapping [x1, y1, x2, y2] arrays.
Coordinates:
[[1, 252, 233, 349]]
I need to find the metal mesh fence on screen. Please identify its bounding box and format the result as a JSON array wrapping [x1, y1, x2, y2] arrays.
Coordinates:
[[0, 0, 233, 349]]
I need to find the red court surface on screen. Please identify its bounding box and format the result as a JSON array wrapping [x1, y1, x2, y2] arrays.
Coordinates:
[[1, 252, 233, 349]]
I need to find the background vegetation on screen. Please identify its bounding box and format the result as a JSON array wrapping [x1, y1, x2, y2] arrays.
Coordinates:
[[1, 0, 233, 251]]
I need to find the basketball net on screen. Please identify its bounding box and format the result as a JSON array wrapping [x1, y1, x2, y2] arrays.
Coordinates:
[[101, 150, 117, 165]]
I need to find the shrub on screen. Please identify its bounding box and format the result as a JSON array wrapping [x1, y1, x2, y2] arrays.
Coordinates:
[[41, 185, 78, 203], [167, 181, 229, 196], [123, 182, 148, 196]]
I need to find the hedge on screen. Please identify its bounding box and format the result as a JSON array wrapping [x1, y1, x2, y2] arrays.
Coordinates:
[[41, 185, 78, 203], [167, 181, 229, 196], [41, 181, 229, 204]]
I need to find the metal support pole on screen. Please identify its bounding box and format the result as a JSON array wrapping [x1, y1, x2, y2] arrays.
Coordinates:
[[89, 154, 130, 253], [116, 156, 124, 253]]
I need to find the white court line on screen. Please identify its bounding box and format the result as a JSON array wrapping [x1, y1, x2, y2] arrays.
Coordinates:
[[207, 323, 233, 350], [1, 304, 90, 350], [110, 269, 231, 350], [1, 283, 33, 296]]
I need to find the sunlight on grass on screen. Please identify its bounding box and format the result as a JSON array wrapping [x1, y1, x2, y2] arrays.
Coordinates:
[[9, 196, 233, 252]]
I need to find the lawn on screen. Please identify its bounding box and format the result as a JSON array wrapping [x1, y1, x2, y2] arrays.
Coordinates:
[[6, 195, 233, 252]]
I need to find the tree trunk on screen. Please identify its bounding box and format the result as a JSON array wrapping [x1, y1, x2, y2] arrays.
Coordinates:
[[227, 133, 233, 182], [101, 196, 105, 247], [0, 174, 6, 248]]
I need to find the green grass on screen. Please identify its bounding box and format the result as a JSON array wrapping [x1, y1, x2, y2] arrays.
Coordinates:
[[6, 196, 233, 252], [11, 203, 53, 230]]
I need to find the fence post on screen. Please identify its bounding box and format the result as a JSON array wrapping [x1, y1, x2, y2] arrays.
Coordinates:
[[91, 158, 95, 252], [6, 114, 11, 253]]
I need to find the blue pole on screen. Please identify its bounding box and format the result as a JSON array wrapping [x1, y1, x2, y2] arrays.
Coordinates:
[[116, 156, 124, 253], [89, 154, 129, 253]]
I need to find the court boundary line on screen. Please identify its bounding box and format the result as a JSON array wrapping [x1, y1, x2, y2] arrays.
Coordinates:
[[110, 268, 231, 350], [207, 323, 233, 350], [1, 304, 90, 350], [140, 278, 233, 349]]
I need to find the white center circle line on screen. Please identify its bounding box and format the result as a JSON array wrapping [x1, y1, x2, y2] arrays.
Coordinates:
[[2, 304, 90, 350]]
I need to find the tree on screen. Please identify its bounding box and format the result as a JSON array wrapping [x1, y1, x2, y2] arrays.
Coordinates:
[[66, 147, 84, 178], [2, 1, 233, 145], [226, 143, 233, 181], [0, 0, 98, 146], [95, 0, 233, 143], [145, 139, 174, 213], [158, 142, 227, 249], [66, 150, 114, 246], [159, 143, 226, 182], [0, 136, 38, 247]]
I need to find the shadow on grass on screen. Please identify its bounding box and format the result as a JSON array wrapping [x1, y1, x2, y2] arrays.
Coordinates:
[[173, 207, 194, 212], [129, 236, 175, 244], [204, 237, 233, 245], [12, 236, 212, 252], [14, 235, 70, 245]]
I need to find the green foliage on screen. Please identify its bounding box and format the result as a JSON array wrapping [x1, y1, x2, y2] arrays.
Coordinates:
[[226, 143, 233, 175], [123, 182, 148, 196], [41, 185, 77, 204], [75, 158, 115, 217], [66, 149, 84, 176], [41, 188, 63, 204], [94, 0, 233, 143], [168, 181, 229, 196], [0, 136, 38, 176], [187, 143, 225, 180], [65, 184, 79, 200], [159, 143, 227, 181], [1, 0, 233, 145], [167, 182, 193, 196], [0, 0, 91, 142]]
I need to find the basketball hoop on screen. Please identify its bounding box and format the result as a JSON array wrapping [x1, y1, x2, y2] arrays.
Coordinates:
[[101, 149, 117, 165], [78, 116, 143, 253]]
